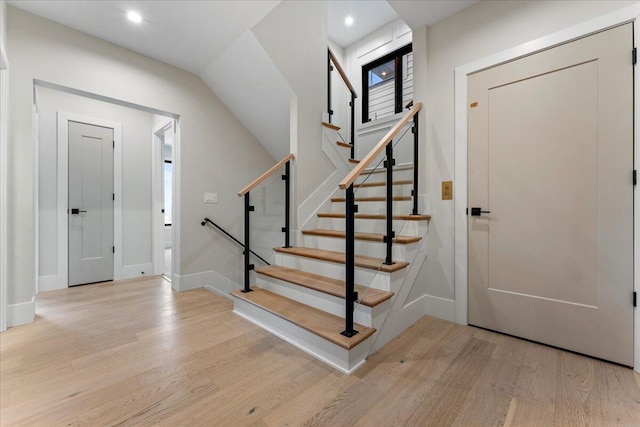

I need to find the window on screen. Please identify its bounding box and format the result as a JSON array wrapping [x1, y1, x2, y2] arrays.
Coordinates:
[[362, 44, 413, 123]]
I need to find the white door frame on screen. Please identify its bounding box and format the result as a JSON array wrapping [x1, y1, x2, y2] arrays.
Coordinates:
[[0, 41, 9, 332], [454, 3, 640, 370], [152, 121, 173, 277], [56, 112, 123, 288]]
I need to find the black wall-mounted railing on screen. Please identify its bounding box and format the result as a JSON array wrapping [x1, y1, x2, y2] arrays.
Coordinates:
[[237, 154, 294, 293], [338, 103, 422, 337], [328, 47, 358, 159], [201, 218, 270, 266]]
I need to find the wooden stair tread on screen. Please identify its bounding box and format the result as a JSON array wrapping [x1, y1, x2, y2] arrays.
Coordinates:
[[231, 287, 375, 350], [274, 247, 409, 273], [353, 180, 412, 188], [302, 229, 421, 244], [318, 212, 431, 221], [336, 141, 353, 149], [257, 266, 393, 307], [348, 158, 360, 164], [331, 196, 411, 202], [322, 122, 341, 131]]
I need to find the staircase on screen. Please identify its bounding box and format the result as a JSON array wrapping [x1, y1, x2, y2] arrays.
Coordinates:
[[230, 103, 429, 373]]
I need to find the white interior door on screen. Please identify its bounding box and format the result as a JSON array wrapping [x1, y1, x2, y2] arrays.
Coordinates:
[[68, 121, 114, 286], [468, 24, 634, 366]]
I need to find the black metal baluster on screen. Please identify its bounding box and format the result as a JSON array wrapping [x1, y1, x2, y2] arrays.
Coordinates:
[[327, 51, 333, 124], [243, 192, 254, 293], [341, 184, 358, 337], [384, 142, 395, 265], [350, 92, 356, 159], [412, 112, 419, 215], [282, 161, 291, 248]]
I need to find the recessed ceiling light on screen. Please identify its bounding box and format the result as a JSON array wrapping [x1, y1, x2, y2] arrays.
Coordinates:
[[345, 16, 354, 26], [127, 11, 143, 24]]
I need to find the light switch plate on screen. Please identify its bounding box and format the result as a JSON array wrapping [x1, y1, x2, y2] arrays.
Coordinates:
[[203, 192, 218, 204]]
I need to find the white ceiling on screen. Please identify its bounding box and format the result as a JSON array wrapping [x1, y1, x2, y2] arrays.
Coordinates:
[[7, 0, 280, 74], [7, 1, 479, 75], [326, 1, 399, 48], [387, 0, 478, 30]]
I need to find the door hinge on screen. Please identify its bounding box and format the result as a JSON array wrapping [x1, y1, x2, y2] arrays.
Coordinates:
[[633, 47, 637, 65], [113, 140, 115, 148], [634, 170, 637, 186], [634, 291, 637, 307], [112, 246, 115, 253], [112, 193, 115, 201]]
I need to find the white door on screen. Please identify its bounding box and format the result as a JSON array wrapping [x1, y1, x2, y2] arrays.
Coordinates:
[[468, 24, 634, 366], [68, 121, 114, 286]]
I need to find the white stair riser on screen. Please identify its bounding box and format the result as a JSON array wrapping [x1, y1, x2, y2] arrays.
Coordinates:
[[256, 274, 392, 328], [350, 185, 413, 198], [317, 218, 428, 237], [356, 166, 414, 183], [274, 252, 406, 293], [232, 297, 372, 374], [301, 234, 418, 261], [330, 200, 414, 215]]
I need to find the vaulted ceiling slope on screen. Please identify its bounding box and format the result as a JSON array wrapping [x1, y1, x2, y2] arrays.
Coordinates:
[[387, 0, 478, 29], [7, 0, 280, 74]]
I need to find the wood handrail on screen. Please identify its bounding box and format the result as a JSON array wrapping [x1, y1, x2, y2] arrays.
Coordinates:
[[238, 153, 294, 196], [328, 47, 358, 98], [338, 102, 422, 190]]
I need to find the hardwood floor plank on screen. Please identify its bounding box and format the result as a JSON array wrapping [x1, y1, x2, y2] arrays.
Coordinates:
[[552, 352, 603, 426], [1, 277, 638, 426], [404, 337, 497, 426], [503, 342, 559, 427]]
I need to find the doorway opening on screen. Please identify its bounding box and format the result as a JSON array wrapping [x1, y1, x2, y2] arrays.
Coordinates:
[[34, 80, 180, 293], [154, 122, 174, 281]]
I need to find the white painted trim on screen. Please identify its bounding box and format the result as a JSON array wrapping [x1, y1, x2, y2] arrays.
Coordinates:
[[0, 57, 8, 332], [33, 90, 39, 295], [453, 4, 640, 371], [56, 112, 123, 289], [171, 119, 181, 286], [38, 275, 58, 293], [121, 263, 154, 280], [171, 269, 237, 293], [634, 14, 640, 372], [152, 121, 172, 277], [232, 301, 368, 375], [424, 295, 456, 323], [7, 296, 36, 328]]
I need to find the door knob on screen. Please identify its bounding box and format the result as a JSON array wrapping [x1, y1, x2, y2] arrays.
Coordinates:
[[470, 207, 490, 216], [70, 208, 87, 214]]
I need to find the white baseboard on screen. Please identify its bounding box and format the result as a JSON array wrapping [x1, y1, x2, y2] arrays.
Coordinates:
[[38, 274, 58, 293], [371, 294, 428, 353], [424, 294, 456, 322], [121, 263, 154, 280], [173, 269, 240, 296], [204, 269, 240, 300], [7, 296, 35, 328]]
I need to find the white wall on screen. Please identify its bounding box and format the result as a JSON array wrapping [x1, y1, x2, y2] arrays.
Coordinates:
[[252, 1, 334, 215], [328, 39, 350, 140], [418, 0, 637, 306], [0, 0, 8, 331], [201, 31, 293, 161], [344, 18, 412, 138], [37, 86, 156, 288], [6, 6, 275, 320]]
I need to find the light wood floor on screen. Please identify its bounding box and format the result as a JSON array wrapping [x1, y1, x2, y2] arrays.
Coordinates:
[[1, 276, 639, 426]]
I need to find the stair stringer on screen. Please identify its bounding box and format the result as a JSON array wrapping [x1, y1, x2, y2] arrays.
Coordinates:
[[361, 223, 430, 356], [297, 125, 354, 237]]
